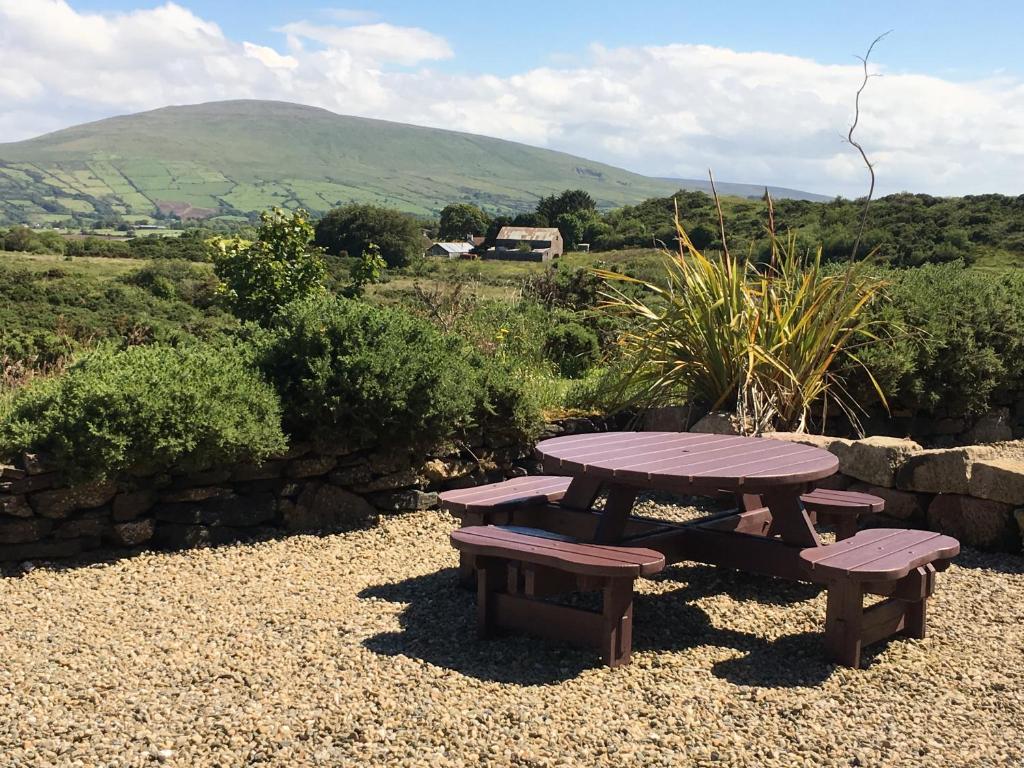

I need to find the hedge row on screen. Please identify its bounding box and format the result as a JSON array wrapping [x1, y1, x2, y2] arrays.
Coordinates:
[[0, 295, 544, 480]]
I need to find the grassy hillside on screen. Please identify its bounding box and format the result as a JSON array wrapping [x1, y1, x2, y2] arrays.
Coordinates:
[[0, 100, 827, 226]]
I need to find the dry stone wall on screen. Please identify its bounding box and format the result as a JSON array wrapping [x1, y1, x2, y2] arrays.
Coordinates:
[[763, 432, 1024, 552], [0, 415, 620, 566], [3, 410, 1023, 565]]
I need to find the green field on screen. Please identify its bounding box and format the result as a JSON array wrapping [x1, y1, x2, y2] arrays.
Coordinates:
[[0, 100, 829, 227]]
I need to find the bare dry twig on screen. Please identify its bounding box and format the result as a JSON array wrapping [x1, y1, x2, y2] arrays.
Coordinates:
[[708, 169, 730, 260], [848, 30, 892, 260]]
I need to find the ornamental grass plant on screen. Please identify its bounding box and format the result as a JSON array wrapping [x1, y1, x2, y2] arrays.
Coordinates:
[[595, 206, 890, 433]]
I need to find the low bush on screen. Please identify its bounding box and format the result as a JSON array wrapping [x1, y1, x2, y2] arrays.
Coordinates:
[[544, 321, 600, 379], [853, 262, 1024, 417], [258, 295, 546, 448], [0, 343, 286, 479], [258, 295, 478, 445]]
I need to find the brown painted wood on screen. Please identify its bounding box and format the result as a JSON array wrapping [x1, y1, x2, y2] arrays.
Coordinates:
[[439, 476, 571, 515], [801, 529, 960, 581], [763, 489, 820, 548], [451, 526, 666, 578], [801, 488, 885, 514], [593, 484, 639, 544], [558, 476, 605, 511], [536, 432, 838, 492]]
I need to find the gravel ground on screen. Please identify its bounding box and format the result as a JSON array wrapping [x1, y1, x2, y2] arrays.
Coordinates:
[[0, 503, 1021, 768]]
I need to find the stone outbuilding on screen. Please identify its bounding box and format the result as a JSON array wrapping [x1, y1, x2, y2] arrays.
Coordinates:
[[485, 226, 563, 262]]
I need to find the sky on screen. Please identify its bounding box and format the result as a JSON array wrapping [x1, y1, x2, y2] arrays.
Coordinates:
[[2, 0, 1023, 197]]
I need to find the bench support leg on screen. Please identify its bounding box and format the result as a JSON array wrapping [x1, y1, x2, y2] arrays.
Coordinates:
[[472, 558, 638, 668], [823, 565, 936, 667], [824, 580, 864, 668]]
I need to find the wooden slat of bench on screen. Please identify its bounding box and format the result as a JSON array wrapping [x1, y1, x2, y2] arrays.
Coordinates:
[[451, 526, 665, 577], [801, 529, 960, 581], [439, 476, 572, 513], [801, 488, 884, 514]]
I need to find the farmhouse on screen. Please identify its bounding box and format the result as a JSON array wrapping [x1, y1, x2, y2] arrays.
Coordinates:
[[485, 226, 563, 262], [426, 241, 475, 259]]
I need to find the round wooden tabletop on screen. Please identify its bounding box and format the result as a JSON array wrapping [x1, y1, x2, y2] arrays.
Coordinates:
[[536, 431, 838, 493]]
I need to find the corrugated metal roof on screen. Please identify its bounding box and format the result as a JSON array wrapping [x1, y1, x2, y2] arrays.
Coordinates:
[[431, 242, 475, 253], [496, 226, 561, 241]]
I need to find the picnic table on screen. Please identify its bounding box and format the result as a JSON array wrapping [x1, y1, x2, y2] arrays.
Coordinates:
[[535, 431, 840, 581], [445, 430, 960, 667]]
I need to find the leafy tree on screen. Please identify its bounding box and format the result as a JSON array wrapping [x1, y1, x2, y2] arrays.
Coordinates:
[[537, 189, 597, 224], [347, 242, 387, 297], [315, 203, 427, 268], [438, 203, 490, 241], [212, 207, 325, 326], [555, 212, 587, 251]]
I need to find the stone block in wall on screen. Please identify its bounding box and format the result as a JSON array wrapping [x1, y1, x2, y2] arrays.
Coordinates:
[[54, 517, 105, 540], [153, 493, 276, 527], [559, 417, 600, 435], [811, 473, 853, 491], [642, 406, 698, 432], [0, 537, 94, 562], [366, 449, 414, 475], [897, 447, 976, 494], [369, 490, 438, 512], [689, 412, 745, 435], [830, 437, 922, 488], [0, 517, 53, 544], [0, 494, 32, 518], [926, 494, 1020, 552], [159, 486, 233, 503], [848, 482, 929, 521], [968, 458, 1024, 506], [1, 473, 59, 495], [172, 468, 232, 488], [107, 519, 155, 547], [419, 459, 474, 486], [29, 481, 116, 519], [761, 432, 853, 453], [310, 437, 361, 457], [230, 461, 286, 482], [285, 483, 377, 532], [355, 468, 422, 493], [1, 464, 26, 481], [285, 455, 338, 479], [112, 490, 156, 521], [328, 462, 373, 487]]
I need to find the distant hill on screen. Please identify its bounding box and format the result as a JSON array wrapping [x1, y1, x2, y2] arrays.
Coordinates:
[[657, 177, 831, 202], [0, 100, 830, 225]]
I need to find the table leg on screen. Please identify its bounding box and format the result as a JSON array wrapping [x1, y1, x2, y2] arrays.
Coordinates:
[[559, 476, 604, 511], [763, 488, 820, 548], [593, 484, 639, 544]]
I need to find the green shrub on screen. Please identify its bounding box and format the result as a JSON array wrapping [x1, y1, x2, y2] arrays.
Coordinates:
[[544, 321, 600, 378], [122, 260, 219, 308], [472, 356, 545, 444], [314, 204, 427, 268], [0, 343, 286, 479], [213, 208, 326, 325], [258, 295, 477, 444], [854, 263, 1024, 417]]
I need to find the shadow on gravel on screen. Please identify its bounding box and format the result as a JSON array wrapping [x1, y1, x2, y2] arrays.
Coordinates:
[[661, 563, 824, 606], [360, 567, 837, 687], [948, 547, 1024, 575]]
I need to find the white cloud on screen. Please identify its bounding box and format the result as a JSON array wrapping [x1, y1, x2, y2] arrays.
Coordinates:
[[276, 21, 453, 66], [1, 0, 1023, 196]]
